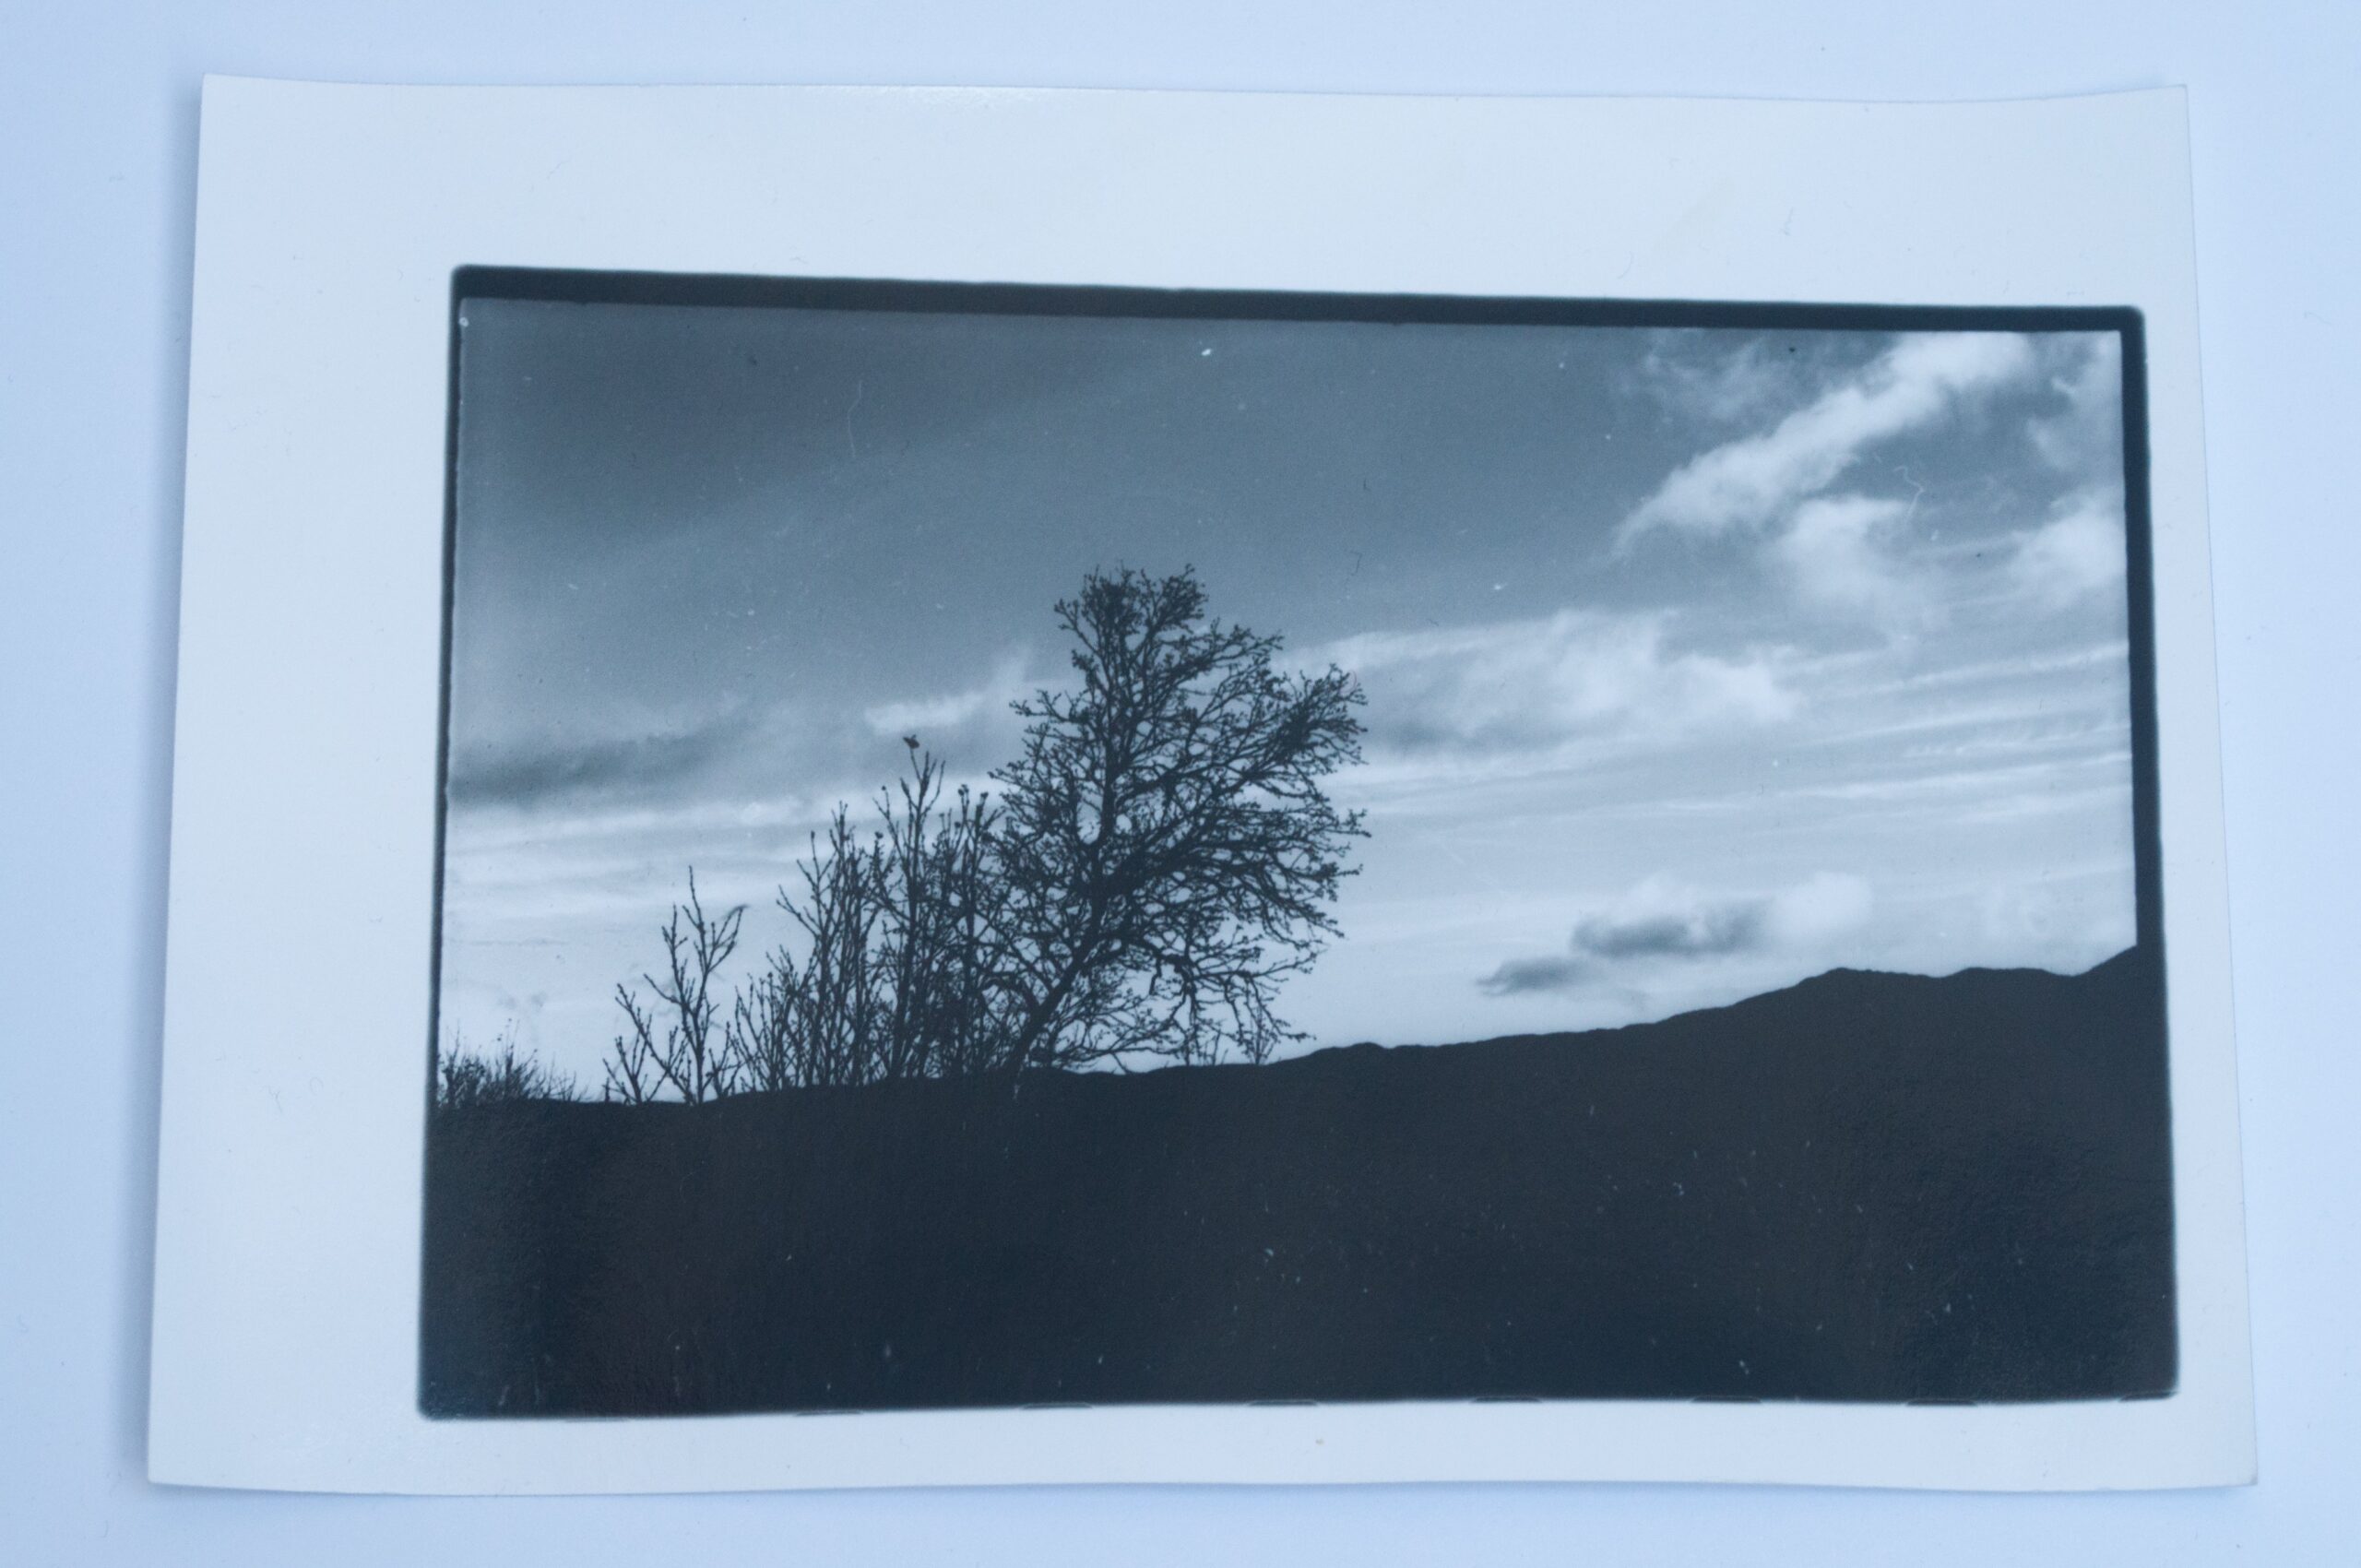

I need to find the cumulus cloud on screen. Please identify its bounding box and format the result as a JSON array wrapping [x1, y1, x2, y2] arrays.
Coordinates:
[[1327, 611, 1797, 760], [1772, 493, 1938, 632], [1478, 872, 1873, 995], [1619, 332, 2039, 545], [1759, 871, 1880, 946], [2008, 488, 2128, 612]]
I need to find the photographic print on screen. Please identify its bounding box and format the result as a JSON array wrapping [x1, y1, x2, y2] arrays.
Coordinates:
[[420, 271, 2171, 1420]]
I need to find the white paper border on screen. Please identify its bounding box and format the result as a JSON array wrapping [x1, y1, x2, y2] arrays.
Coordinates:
[[149, 78, 2253, 1492]]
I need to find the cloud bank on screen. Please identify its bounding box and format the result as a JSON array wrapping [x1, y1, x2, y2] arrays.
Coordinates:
[[445, 708, 753, 808]]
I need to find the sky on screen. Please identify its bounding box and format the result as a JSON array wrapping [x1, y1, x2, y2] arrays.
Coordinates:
[[438, 295, 2136, 1077]]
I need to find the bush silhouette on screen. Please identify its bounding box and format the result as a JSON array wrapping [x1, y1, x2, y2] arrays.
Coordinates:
[[435, 1026, 575, 1112]]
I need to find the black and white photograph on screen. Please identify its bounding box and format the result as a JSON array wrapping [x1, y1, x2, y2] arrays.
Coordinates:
[[421, 272, 2173, 1419], [30, 0, 2361, 1549]]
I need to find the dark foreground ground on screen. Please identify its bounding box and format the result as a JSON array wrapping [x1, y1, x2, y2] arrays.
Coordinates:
[[421, 949, 2175, 1416]]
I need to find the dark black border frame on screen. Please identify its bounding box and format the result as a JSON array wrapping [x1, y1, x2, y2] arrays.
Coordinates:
[[424, 267, 2167, 1403]]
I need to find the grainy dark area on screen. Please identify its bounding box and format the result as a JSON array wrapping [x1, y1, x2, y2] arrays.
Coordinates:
[[420, 950, 2173, 1417]]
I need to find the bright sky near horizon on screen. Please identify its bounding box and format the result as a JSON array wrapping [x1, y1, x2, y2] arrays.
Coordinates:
[[438, 298, 2134, 1078]]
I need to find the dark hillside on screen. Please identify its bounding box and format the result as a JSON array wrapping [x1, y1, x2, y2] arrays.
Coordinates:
[[421, 948, 2174, 1416]]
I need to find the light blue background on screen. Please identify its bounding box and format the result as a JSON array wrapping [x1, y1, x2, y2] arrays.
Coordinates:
[[3, 2, 2352, 1560]]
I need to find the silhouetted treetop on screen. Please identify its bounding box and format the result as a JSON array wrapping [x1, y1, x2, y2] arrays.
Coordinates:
[[987, 567, 1368, 1068]]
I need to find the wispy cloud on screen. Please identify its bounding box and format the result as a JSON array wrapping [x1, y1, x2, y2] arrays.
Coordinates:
[[1636, 332, 1809, 429], [1619, 332, 2039, 545], [862, 652, 1034, 740], [1326, 611, 1797, 762]]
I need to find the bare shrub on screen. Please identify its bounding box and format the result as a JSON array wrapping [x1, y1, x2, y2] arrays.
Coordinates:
[[774, 805, 890, 1087], [436, 1025, 576, 1112], [603, 988, 663, 1106], [720, 744, 1023, 1089], [875, 746, 1018, 1080], [604, 871, 746, 1105]]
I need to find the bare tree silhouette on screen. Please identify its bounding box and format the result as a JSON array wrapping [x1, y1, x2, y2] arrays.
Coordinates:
[[776, 806, 889, 1087], [604, 989, 663, 1106], [724, 965, 801, 1094], [875, 748, 1016, 1078], [603, 870, 746, 1105], [985, 567, 1367, 1069], [719, 752, 1015, 1088]]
